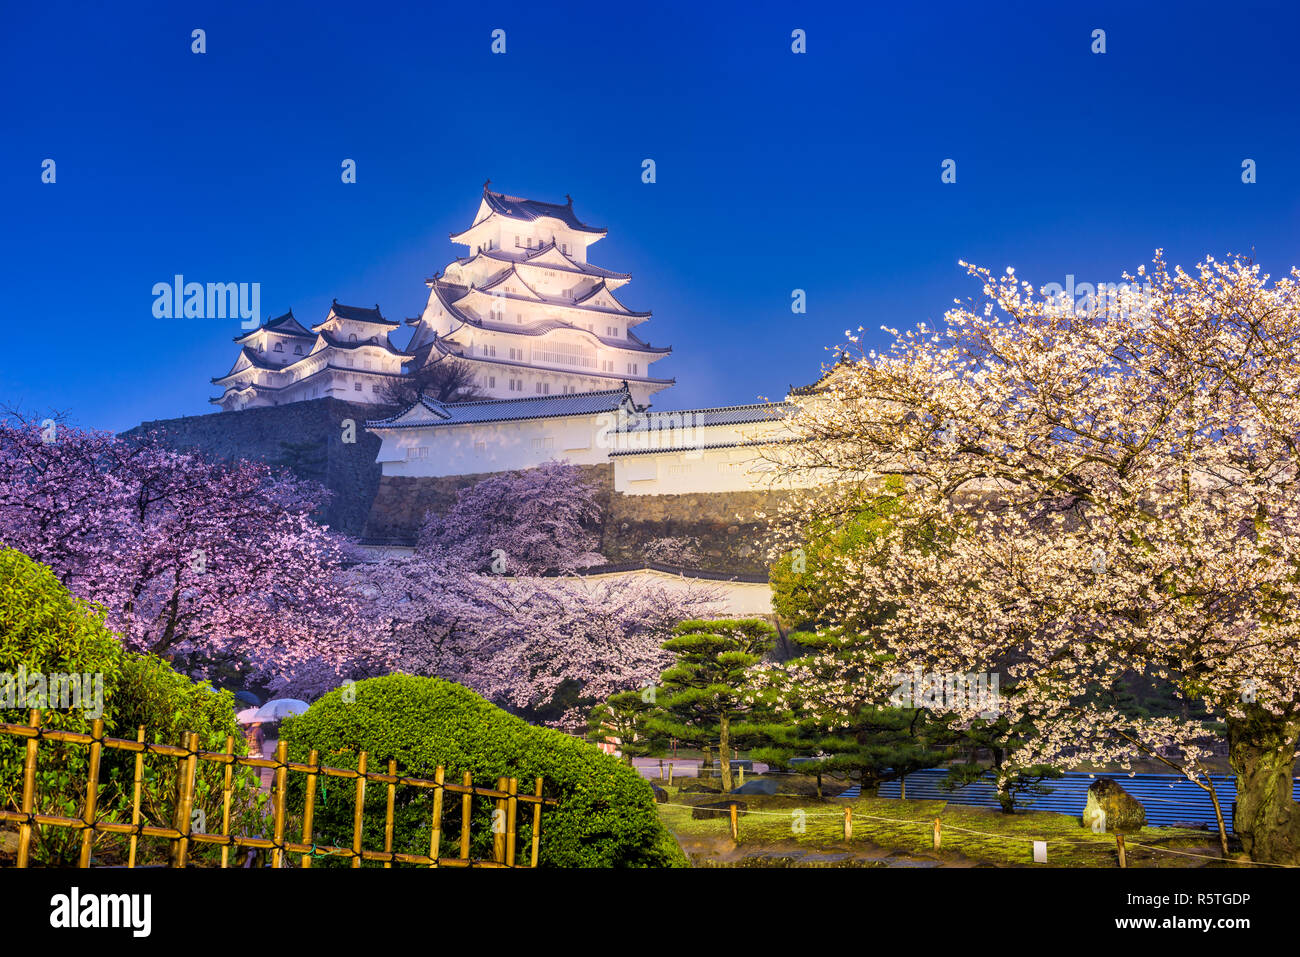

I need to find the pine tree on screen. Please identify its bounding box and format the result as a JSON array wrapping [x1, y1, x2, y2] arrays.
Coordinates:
[[748, 702, 951, 797], [587, 687, 667, 766], [647, 618, 776, 792]]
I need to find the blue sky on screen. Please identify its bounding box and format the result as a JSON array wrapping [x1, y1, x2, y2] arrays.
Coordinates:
[[3, 0, 1299, 431]]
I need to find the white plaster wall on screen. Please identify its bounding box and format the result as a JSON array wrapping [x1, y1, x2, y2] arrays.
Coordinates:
[[373, 413, 612, 477]]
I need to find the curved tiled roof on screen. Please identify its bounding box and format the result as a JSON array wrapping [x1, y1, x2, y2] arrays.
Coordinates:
[[449, 245, 631, 283], [430, 337, 675, 385], [233, 309, 315, 343], [430, 281, 666, 353], [615, 401, 796, 432], [321, 301, 398, 327], [315, 329, 404, 353], [367, 384, 635, 429], [476, 187, 606, 234], [464, 276, 651, 319]]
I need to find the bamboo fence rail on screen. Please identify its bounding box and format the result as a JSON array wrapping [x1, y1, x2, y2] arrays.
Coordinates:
[[0, 710, 557, 869]]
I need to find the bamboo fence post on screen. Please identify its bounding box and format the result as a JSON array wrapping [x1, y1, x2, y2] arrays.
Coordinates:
[[729, 801, 739, 842], [933, 818, 942, 852], [383, 759, 397, 868], [900, 775, 906, 800], [659, 759, 664, 781], [459, 771, 472, 860], [270, 740, 288, 868], [505, 777, 518, 867], [219, 735, 235, 869], [16, 708, 40, 868], [300, 748, 320, 868], [667, 763, 673, 786], [428, 766, 445, 867], [77, 717, 105, 867], [843, 806, 852, 842], [172, 731, 199, 867], [1116, 833, 1127, 868], [493, 776, 508, 863], [529, 777, 543, 868], [738, 764, 745, 786], [351, 751, 368, 869], [128, 726, 146, 869]]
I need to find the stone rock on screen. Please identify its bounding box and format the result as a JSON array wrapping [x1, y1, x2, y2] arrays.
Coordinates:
[[1080, 778, 1146, 833], [680, 783, 720, 794], [650, 784, 668, 803], [691, 800, 748, 820], [731, 778, 778, 796]]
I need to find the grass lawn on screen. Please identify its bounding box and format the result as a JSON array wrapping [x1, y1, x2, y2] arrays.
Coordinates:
[[654, 784, 1234, 868]]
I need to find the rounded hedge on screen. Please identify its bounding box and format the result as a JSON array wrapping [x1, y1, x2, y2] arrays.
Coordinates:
[[280, 674, 687, 868]]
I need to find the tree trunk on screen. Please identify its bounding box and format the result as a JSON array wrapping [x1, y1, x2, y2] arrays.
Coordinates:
[[719, 717, 733, 793], [1227, 710, 1300, 864]]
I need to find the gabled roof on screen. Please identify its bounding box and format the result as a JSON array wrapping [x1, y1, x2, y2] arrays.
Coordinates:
[[473, 187, 606, 235], [233, 309, 314, 343], [517, 240, 628, 278], [430, 290, 671, 354], [446, 243, 632, 284], [315, 328, 403, 353], [318, 300, 398, 327], [211, 346, 285, 383], [462, 275, 651, 319], [367, 384, 636, 429]]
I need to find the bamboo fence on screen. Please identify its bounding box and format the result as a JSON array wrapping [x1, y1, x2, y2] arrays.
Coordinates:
[[0, 709, 557, 869]]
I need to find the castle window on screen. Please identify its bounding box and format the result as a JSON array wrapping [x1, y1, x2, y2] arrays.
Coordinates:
[[515, 235, 520, 247], [258, 342, 265, 352], [628, 363, 639, 375], [274, 342, 284, 353], [488, 376, 496, 388], [349, 333, 357, 342], [531, 437, 555, 451], [294, 345, 303, 355], [561, 243, 568, 254], [354, 382, 362, 391]]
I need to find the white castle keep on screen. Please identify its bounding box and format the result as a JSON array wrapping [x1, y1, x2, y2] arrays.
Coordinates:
[[211, 183, 817, 501], [211, 183, 673, 411]]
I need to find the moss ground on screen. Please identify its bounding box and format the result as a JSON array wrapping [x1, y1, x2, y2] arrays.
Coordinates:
[[654, 783, 1233, 868]]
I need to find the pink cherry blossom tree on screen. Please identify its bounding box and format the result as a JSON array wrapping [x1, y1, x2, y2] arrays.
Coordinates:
[[0, 418, 386, 690], [351, 463, 720, 729], [417, 460, 604, 574], [767, 252, 1300, 864]]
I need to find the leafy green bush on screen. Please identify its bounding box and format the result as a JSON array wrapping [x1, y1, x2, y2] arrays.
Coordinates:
[[280, 674, 686, 868], [0, 547, 259, 865]]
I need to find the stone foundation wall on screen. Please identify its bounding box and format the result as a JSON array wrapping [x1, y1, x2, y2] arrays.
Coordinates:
[[123, 398, 384, 537], [362, 465, 800, 573]]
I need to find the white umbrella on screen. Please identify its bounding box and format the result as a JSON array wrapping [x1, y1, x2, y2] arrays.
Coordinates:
[[253, 698, 310, 722], [236, 707, 261, 725]]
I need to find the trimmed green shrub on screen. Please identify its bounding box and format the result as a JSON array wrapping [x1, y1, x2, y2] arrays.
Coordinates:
[[280, 674, 687, 868], [0, 547, 259, 865]]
